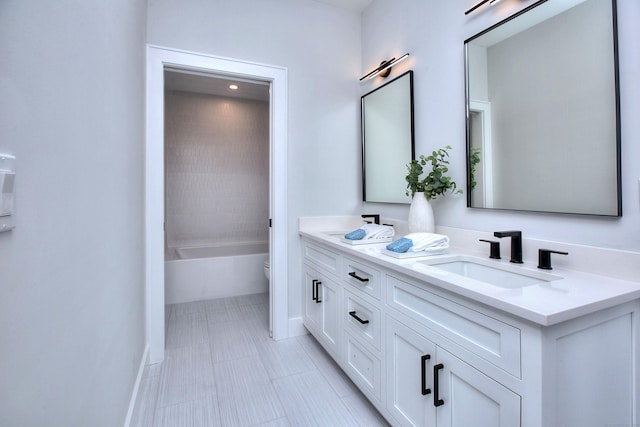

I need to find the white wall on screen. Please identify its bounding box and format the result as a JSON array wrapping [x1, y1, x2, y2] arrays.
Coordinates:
[[362, 0, 640, 252], [0, 1, 147, 426], [147, 0, 363, 319]]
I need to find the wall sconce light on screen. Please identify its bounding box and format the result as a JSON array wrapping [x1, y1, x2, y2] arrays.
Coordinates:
[[360, 53, 410, 81], [465, 0, 503, 15]]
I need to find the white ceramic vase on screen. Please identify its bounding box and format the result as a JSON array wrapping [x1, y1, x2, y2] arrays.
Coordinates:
[[408, 192, 435, 233]]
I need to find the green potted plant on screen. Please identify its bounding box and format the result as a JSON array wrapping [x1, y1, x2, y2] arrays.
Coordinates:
[[469, 147, 481, 190], [405, 145, 462, 232]]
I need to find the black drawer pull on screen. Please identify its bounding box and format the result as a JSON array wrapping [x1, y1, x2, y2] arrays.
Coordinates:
[[433, 363, 444, 407], [421, 354, 431, 396], [315, 280, 322, 303], [348, 271, 370, 282], [348, 311, 369, 324]]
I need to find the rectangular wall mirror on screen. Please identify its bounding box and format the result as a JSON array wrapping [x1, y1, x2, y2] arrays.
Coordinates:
[[362, 70, 415, 203], [465, 0, 621, 216]]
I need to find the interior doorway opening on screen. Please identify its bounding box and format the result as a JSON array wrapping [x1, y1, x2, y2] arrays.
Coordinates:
[[163, 69, 272, 332], [145, 46, 289, 364]]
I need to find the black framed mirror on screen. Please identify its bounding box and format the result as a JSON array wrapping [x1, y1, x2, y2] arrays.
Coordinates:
[[465, 0, 621, 216], [362, 70, 415, 203]]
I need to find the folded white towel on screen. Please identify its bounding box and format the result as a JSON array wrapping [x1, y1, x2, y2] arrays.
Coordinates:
[[405, 232, 449, 252], [361, 223, 395, 240]]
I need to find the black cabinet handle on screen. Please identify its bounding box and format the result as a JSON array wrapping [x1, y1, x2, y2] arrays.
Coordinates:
[[311, 279, 318, 302], [348, 271, 370, 283], [433, 363, 444, 407], [421, 354, 431, 396], [348, 311, 369, 324], [315, 280, 322, 303]]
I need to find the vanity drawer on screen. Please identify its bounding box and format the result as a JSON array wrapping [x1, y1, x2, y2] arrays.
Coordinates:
[[344, 332, 382, 403], [344, 289, 382, 351], [343, 256, 381, 300], [387, 274, 521, 378], [302, 240, 341, 277]]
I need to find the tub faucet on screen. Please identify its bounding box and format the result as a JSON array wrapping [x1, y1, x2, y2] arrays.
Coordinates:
[[361, 214, 380, 225], [493, 230, 523, 264]]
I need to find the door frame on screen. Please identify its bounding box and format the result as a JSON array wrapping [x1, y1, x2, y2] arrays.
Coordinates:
[[145, 45, 289, 363]]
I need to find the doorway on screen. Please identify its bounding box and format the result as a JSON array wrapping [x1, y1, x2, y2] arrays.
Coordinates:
[[145, 45, 289, 364]]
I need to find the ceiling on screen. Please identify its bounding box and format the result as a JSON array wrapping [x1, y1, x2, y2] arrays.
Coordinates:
[[164, 69, 270, 102], [312, 0, 373, 12]]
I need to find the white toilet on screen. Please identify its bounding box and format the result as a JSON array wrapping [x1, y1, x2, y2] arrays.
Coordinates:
[[263, 259, 270, 280]]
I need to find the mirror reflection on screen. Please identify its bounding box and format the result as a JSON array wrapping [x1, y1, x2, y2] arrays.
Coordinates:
[[362, 71, 415, 203], [465, 0, 621, 216]]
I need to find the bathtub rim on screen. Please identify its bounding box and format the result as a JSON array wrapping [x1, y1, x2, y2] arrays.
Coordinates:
[[167, 241, 269, 261]]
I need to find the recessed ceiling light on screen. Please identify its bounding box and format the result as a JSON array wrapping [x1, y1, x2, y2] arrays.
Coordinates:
[[229, 84, 239, 90]]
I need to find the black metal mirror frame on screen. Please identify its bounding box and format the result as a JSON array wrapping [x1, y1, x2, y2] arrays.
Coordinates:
[[361, 70, 416, 203], [464, 0, 622, 216]]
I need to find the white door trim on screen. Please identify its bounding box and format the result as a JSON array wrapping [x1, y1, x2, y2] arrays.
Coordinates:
[[145, 45, 289, 363]]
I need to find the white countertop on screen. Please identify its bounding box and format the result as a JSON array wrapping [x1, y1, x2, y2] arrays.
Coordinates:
[[300, 223, 640, 326]]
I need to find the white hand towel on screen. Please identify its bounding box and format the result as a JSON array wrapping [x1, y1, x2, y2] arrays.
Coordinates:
[[361, 224, 395, 240], [405, 232, 449, 252]]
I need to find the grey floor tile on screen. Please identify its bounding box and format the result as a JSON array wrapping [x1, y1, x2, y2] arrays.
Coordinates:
[[235, 292, 269, 306], [250, 417, 291, 427], [204, 296, 239, 311], [154, 397, 220, 427], [172, 300, 207, 317], [214, 356, 286, 426], [143, 361, 162, 378], [341, 393, 390, 427], [206, 305, 246, 324], [134, 295, 384, 427], [209, 319, 259, 362], [244, 317, 273, 341], [253, 336, 315, 380], [273, 371, 359, 427], [130, 374, 160, 427], [298, 334, 359, 398], [239, 302, 269, 322], [157, 343, 216, 408], [166, 311, 209, 349]]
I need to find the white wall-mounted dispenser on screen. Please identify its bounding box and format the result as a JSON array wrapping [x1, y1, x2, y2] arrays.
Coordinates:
[[0, 153, 16, 232]]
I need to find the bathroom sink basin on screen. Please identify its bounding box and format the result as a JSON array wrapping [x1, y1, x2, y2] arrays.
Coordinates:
[[419, 255, 560, 289]]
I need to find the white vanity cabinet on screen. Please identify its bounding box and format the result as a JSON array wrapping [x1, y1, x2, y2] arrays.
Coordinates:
[[341, 256, 385, 404], [301, 240, 342, 358], [385, 278, 521, 427], [303, 264, 341, 357], [300, 235, 640, 427], [386, 316, 520, 427]]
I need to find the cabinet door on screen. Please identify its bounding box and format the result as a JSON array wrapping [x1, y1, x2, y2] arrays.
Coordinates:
[[318, 275, 340, 355], [386, 316, 437, 427], [303, 267, 322, 332], [303, 265, 340, 356], [435, 347, 520, 427]]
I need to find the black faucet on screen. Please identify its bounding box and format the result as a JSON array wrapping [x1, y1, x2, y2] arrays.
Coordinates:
[[538, 249, 568, 270], [493, 230, 523, 264], [361, 214, 380, 225], [479, 239, 501, 259]]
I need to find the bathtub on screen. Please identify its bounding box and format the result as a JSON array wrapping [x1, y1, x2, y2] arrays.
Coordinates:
[[165, 242, 269, 304]]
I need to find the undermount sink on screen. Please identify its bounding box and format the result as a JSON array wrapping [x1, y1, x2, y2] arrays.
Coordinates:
[[419, 255, 561, 289]]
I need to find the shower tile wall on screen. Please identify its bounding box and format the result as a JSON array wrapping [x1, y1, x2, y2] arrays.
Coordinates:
[[165, 90, 269, 250]]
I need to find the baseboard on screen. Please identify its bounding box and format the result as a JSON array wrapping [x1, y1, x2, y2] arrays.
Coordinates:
[[288, 316, 308, 338], [123, 344, 149, 427]]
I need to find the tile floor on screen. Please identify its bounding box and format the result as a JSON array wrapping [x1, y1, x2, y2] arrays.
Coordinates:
[[131, 293, 390, 427]]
